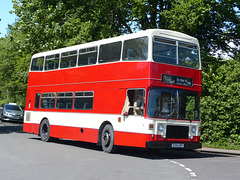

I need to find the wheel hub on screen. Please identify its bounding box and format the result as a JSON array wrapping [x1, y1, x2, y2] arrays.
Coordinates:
[[103, 131, 110, 146]]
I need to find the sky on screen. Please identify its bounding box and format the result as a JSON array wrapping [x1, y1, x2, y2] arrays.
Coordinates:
[[0, 0, 18, 38]]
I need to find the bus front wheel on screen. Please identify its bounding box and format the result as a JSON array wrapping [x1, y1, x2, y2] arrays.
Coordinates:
[[39, 119, 52, 142], [101, 124, 116, 153]]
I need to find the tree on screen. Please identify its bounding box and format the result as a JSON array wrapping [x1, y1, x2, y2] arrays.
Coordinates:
[[201, 56, 240, 148], [0, 32, 30, 106], [161, 0, 240, 57], [11, 0, 129, 53], [2, 0, 239, 108], [11, 0, 240, 57]]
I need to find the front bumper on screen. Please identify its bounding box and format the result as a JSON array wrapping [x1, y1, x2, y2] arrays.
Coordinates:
[[146, 141, 202, 150], [3, 115, 24, 122]]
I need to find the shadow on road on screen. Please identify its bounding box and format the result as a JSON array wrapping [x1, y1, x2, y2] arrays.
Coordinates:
[[31, 136, 231, 160], [115, 146, 231, 160], [0, 122, 23, 134]]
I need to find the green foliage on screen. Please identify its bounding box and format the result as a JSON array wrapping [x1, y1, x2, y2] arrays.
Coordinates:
[[201, 56, 240, 146], [0, 32, 30, 107], [11, 0, 127, 53], [160, 0, 240, 57]]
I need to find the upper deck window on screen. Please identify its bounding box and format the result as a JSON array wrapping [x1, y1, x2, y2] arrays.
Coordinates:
[[122, 37, 148, 61], [31, 57, 44, 71], [153, 37, 200, 69], [60, 50, 77, 69], [178, 42, 199, 69], [45, 54, 59, 71], [99, 41, 122, 63], [153, 37, 176, 65], [78, 47, 97, 66]]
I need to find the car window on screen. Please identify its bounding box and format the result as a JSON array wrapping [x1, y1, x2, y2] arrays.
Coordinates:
[[5, 104, 22, 111]]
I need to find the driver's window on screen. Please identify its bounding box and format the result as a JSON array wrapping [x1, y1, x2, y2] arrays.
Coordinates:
[[122, 89, 145, 116]]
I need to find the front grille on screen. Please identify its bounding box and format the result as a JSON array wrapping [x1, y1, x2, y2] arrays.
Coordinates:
[[166, 125, 189, 139]]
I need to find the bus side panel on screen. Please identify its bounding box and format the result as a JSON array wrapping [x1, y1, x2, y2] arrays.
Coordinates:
[[23, 122, 99, 144], [23, 122, 39, 135], [114, 131, 154, 148], [50, 125, 98, 143]]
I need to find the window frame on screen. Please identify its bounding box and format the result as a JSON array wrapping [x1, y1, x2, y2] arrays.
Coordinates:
[[30, 56, 44, 71], [147, 88, 200, 120], [122, 36, 148, 61], [78, 46, 98, 66], [124, 88, 146, 116], [56, 92, 74, 109], [60, 50, 78, 69], [40, 92, 56, 109], [35, 93, 41, 109], [45, 54, 60, 71], [98, 41, 122, 64], [74, 91, 94, 110], [152, 36, 200, 69]]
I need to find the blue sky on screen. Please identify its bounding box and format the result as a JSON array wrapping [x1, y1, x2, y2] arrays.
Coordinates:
[[0, 0, 18, 38]]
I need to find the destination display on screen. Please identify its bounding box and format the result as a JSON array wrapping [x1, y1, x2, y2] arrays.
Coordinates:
[[162, 74, 193, 87]]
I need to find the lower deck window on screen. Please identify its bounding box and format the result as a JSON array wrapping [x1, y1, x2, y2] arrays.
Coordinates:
[[74, 91, 94, 110], [40, 93, 56, 109], [56, 92, 73, 109]]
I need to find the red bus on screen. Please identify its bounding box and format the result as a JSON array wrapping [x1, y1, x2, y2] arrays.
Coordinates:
[[24, 29, 202, 153]]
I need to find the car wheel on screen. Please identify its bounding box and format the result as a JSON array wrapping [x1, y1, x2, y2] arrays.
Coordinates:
[[0, 113, 4, 122], [101, 124, 117, 153]]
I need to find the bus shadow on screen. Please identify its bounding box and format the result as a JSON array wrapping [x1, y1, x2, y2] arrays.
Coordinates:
[[0, 122, 24, 134], [31, 137, 103, 152], [31, 137, 231, 160], [116, 147, 232, 160]]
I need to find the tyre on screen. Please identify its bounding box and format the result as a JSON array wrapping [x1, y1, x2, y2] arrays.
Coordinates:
[[0, 113, 3, 121], [39, 119, 52, 142], [101, 124, 117, 153]]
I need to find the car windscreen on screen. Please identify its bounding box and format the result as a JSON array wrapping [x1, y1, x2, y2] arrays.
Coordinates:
[[5, 105, 22, 111]]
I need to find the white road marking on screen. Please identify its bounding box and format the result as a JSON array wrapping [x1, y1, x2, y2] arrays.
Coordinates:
[[179, 164, 185, 167], [190, 172, 197, 177], [185, 168, 192, 171], [169, 160, 198, 180]]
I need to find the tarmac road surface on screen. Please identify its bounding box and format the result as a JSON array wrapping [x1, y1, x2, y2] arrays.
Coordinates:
[[1, 122, 240, 180]]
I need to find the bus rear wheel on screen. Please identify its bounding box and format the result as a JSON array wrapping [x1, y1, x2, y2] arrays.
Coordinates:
[[39, 119, 52, 142], [101, 124, 116, 153]]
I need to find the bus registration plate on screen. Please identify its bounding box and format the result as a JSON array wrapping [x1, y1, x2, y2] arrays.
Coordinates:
[[171, 143, 184, 148]]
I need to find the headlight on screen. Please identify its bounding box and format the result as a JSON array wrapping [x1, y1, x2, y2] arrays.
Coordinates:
[[3, 111, 9, 116], [158, 124, 164, 132], [191, 126, 196, 134]]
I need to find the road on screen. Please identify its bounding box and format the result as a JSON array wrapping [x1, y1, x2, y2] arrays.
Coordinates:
[[0, 122, 240, 180]]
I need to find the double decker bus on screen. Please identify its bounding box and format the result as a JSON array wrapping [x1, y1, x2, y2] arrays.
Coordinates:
[[24, 29, 202, 153]]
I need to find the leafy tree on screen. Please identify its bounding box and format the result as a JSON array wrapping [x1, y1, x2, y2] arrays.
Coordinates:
[[11, 0, 130, 53], [11, 0, 240, 56], [0, 32, 30, 107], [201, 56, 240, 148]]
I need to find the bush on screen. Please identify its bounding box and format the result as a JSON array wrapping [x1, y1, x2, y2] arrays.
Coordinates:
[[201, 56, 240, 148]]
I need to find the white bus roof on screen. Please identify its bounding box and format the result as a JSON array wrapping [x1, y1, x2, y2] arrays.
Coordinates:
[[32, 29, 199, 58]]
